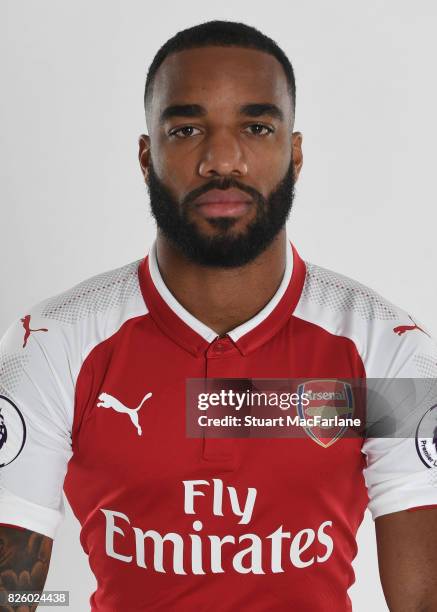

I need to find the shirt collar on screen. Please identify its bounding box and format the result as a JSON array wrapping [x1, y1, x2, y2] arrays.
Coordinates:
[[138, 239, 306, 357]]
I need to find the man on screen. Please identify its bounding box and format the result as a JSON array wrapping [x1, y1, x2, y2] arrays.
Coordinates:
[[0, 20, 436, 611]]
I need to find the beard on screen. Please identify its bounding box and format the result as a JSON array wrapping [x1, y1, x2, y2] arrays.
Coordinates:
[[146, 158, 295, 268]]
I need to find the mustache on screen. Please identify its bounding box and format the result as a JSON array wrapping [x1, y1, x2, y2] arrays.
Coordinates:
[[181, 177, 265, 207]]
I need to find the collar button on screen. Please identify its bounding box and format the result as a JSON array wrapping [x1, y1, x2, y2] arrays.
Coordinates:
[[212, 337, 230, 353]]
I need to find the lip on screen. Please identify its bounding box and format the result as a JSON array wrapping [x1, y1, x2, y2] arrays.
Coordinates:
[[194, 188, 252, 205], [194, 188, 253, 219]]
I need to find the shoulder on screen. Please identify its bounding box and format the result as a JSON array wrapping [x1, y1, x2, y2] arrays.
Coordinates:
[[37, 259, 144, 326], [0, 259, 148, 392], [295, 260, 437, 377]]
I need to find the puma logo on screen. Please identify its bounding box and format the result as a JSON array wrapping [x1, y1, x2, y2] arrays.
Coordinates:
[[21, 314, 48, 348], [393, 315, 430, 338], [96, 391, 153, 436]]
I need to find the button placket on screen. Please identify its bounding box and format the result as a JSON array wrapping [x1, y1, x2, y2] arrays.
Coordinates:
[[202, 336, 238, 465]]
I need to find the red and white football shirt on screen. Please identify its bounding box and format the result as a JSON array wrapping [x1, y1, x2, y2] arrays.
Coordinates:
[[1, 239, 437, 611]]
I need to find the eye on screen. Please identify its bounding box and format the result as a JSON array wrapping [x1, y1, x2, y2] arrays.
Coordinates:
[[168, 126, 202, 139], [244, 123, 274, 136]]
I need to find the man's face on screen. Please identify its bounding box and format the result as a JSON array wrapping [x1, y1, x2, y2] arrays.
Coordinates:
[[139, 46, 303, 267]]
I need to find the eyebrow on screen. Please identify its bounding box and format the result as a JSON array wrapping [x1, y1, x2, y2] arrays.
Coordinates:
[[160, 104, 207, 122], [159, 102, 284, 123], [239, 103, 284, 121]]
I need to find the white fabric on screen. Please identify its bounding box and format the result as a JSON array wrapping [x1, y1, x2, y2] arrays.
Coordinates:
[[295, 260, 437, 519], [0, 260, 147, 537], [0, 486, 63, 539]]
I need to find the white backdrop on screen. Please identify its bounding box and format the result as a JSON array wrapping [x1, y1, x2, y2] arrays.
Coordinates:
[[1, 1, 437, 610]]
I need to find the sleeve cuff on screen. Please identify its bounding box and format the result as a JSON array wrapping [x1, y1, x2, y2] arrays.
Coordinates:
[[0, 486, 63, 538], [369, 486, 437, 520]]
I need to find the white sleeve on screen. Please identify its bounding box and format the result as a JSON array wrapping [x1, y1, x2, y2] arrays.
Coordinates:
[[0, 309, 73, 538], [362, 314, 437, 519]]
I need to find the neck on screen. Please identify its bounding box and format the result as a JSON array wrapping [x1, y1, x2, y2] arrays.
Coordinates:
[[154, 229, 288, 337]]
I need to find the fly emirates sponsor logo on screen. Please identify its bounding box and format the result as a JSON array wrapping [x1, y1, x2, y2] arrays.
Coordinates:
[[101, 479, 334, 575]]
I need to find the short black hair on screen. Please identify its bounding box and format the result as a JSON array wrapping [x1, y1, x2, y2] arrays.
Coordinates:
[[144, 20, 296, 116]]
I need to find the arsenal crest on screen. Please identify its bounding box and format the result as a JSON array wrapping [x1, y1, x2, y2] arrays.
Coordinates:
[[296, 379, 355, 448]]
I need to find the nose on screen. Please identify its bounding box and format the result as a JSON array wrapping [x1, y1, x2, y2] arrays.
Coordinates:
[[198, 129, 248, 178]]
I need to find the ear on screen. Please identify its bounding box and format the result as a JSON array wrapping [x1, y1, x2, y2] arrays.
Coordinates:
[[138, 134, 151, 183], [291, 132, 303, 182]]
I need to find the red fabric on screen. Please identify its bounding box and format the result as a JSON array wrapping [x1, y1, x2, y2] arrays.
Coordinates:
[[407, 505, 437, 512], [63, 243, 368, 611], [0, 523, 26, 531]]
